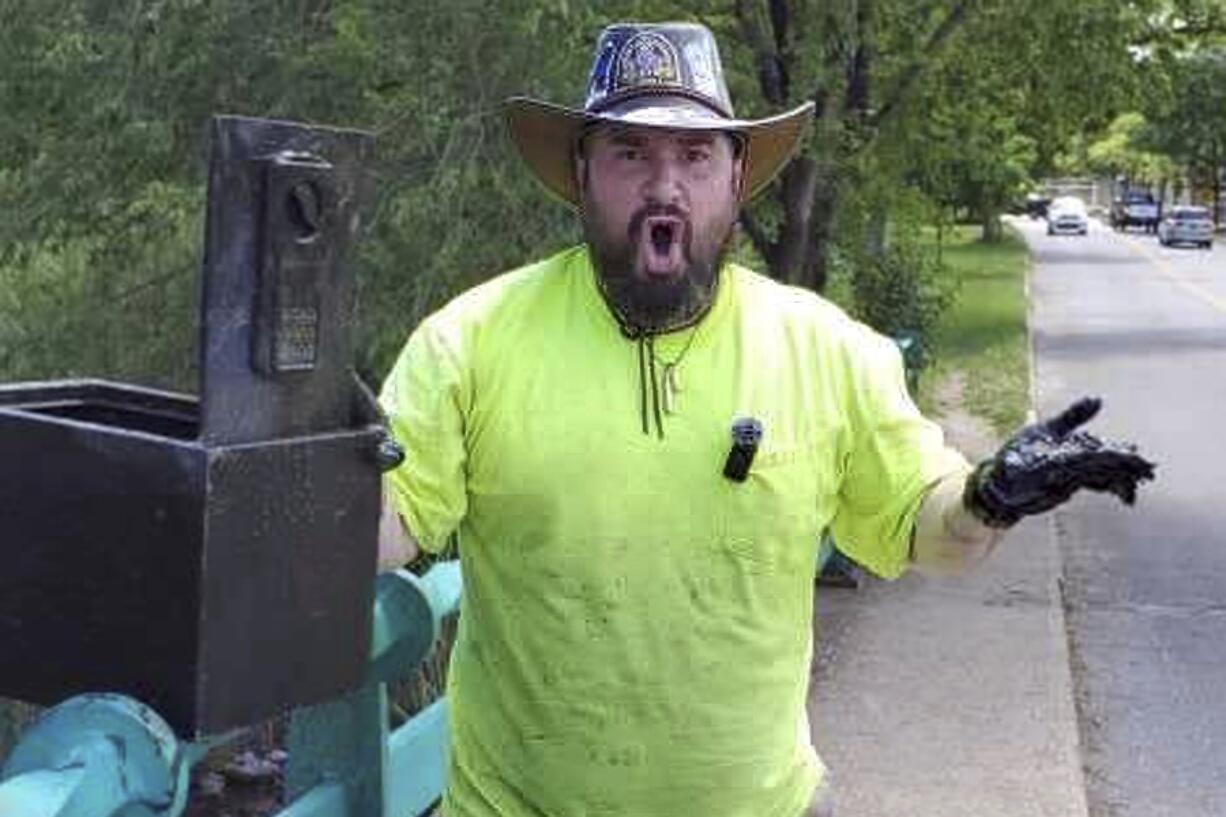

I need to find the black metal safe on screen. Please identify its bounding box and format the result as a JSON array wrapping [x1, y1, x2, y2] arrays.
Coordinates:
[[0, 116, 384, 736]]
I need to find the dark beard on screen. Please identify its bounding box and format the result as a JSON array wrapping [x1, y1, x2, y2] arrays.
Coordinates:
[[585, 205, 734, 335]]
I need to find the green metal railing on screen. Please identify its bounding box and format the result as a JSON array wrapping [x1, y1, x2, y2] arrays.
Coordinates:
[[0, 561, 462, 817]]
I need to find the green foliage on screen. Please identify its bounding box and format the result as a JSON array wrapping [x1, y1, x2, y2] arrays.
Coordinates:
[[1144, 47, 1226, 179], [814, 158, 955, 352], [0, 0, 603, 388], [0, 182, 201, 384], [902, 94, 1038, 237], [840, 226, 957, 352], [847, 240, 955, 346], [1086, 112, 1179, 184], [1, 0, 1206, 387], [896, 0, 1156, 237]]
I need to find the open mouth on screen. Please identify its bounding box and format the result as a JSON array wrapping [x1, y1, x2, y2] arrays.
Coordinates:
[[651, 220, 675, 253], [640, 215, 685, 276]]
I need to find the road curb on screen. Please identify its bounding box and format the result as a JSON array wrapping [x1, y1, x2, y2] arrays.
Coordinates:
[[1043, 509, 1094, 817], [1018, 218, 1093, 817]]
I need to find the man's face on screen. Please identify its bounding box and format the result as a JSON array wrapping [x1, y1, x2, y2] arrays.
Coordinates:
[[577, 124, 743, 333]]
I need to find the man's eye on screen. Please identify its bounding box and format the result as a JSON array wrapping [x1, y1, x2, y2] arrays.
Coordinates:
[[618, 149, 643, 161], [686, 149, 711, 163]]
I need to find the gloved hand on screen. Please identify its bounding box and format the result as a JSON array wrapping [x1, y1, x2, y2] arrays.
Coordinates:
[[964, 397, 1156, 529], [351, 370, 406, 473]]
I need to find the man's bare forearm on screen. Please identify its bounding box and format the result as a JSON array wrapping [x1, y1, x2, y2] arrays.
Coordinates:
[[378, 480, 420, 571], [911, 469, 1004, 575]]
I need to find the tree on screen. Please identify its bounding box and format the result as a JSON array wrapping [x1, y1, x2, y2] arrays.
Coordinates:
[[1143, 48, 1226, 220], [0, 0, 1219, 387], [727, 0, 981, 290], [1086, 112, 1178, 191], [724, 0, 1177, 286], [0, 0, 597, 386]]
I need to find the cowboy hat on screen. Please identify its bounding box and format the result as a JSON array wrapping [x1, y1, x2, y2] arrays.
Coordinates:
[[505, 22, 815, 207]]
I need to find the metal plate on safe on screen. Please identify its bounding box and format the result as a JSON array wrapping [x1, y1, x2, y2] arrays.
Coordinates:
[[199, 116, 375, 445]]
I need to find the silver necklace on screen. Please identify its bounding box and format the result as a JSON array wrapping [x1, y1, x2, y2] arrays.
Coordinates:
[[656, 323, 701, 415]]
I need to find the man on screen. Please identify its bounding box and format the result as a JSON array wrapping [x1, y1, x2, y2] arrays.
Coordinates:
[[378, 22, 1153, 817]]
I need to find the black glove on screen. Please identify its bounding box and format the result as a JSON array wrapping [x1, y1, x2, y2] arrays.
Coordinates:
[[964, 397, 1156, 528], [351, 370, 406, 473]]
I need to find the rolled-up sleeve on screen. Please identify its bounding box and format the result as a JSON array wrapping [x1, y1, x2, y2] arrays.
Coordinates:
[[378, 316, 470, 553], [829, 329, 969, 579]]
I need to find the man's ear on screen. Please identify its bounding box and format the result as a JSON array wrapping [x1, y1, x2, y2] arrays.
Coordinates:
[[732, 155, 746, 200], [574, 152, 587, 199], [729, 134, 747, 200]]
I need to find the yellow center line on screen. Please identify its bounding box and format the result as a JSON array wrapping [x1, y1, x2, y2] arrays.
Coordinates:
[[1120, 232, 1226, 315]]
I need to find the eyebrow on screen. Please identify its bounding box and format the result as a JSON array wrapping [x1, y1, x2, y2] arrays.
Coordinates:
[[606, 131, 649, 147], [603, 130, 720, 147], [676, 134, 718, 146]]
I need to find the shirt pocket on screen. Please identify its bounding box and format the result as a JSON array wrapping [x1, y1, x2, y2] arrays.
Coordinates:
[[714, 433, 837, 577]]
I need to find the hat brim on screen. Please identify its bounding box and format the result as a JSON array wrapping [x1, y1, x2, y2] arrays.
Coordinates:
[[504, 95, 815, 207]]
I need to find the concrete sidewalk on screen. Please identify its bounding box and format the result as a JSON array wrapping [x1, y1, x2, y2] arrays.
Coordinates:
[[806, 426, 1090, 816]]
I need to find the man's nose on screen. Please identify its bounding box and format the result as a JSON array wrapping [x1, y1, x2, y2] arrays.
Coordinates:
[[642, 156, 684, 204]]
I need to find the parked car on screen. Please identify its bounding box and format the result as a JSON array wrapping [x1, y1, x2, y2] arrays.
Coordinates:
[[1047, 196, 1089, 236], [1024, 192, 1051, 220], [1157, 205, 1214, 249], [1110, 191, 1161, 233]]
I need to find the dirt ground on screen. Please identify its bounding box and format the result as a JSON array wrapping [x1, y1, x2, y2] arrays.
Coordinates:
[[183, 724, 285, 817], [930, 371, 1001, 459]]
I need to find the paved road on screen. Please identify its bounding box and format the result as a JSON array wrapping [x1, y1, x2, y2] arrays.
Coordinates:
[[1023, 216, 1226, 817]]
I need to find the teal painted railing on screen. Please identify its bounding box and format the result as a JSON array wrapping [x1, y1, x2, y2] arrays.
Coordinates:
[[0, 561, 462, 817]]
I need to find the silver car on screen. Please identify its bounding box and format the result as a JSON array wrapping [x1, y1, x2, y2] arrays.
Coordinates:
[[1047, 196, 1088, 236], [1157, 206, 1214, 248]]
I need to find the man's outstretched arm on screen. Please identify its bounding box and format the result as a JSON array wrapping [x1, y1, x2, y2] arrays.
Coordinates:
[[911, 397, 1156, 575]]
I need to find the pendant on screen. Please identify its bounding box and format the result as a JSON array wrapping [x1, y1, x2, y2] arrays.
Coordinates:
[[662, 364, 680, 415]]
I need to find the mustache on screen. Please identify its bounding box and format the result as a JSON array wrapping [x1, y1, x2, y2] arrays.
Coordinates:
[[628, 205, 691, 240]]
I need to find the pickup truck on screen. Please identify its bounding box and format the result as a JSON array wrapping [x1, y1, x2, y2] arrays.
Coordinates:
[[1110, 193, 1161, 233]]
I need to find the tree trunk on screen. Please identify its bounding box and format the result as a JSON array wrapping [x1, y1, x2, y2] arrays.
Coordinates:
[[772, 157, 819, 284], [797, 150, 846, 293], [866, 205, 888, 259], [1214, 148, 1222, 227], [736, 0, 975, 293], [801, 194, 835, 292], [980, 200, 1003, 242]]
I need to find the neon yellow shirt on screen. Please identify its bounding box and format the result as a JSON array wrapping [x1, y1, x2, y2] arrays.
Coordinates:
[[381, 246, 966, 817]]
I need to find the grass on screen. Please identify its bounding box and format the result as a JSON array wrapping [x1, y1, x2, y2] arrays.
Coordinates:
[[919, 224, 1031, 436]]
